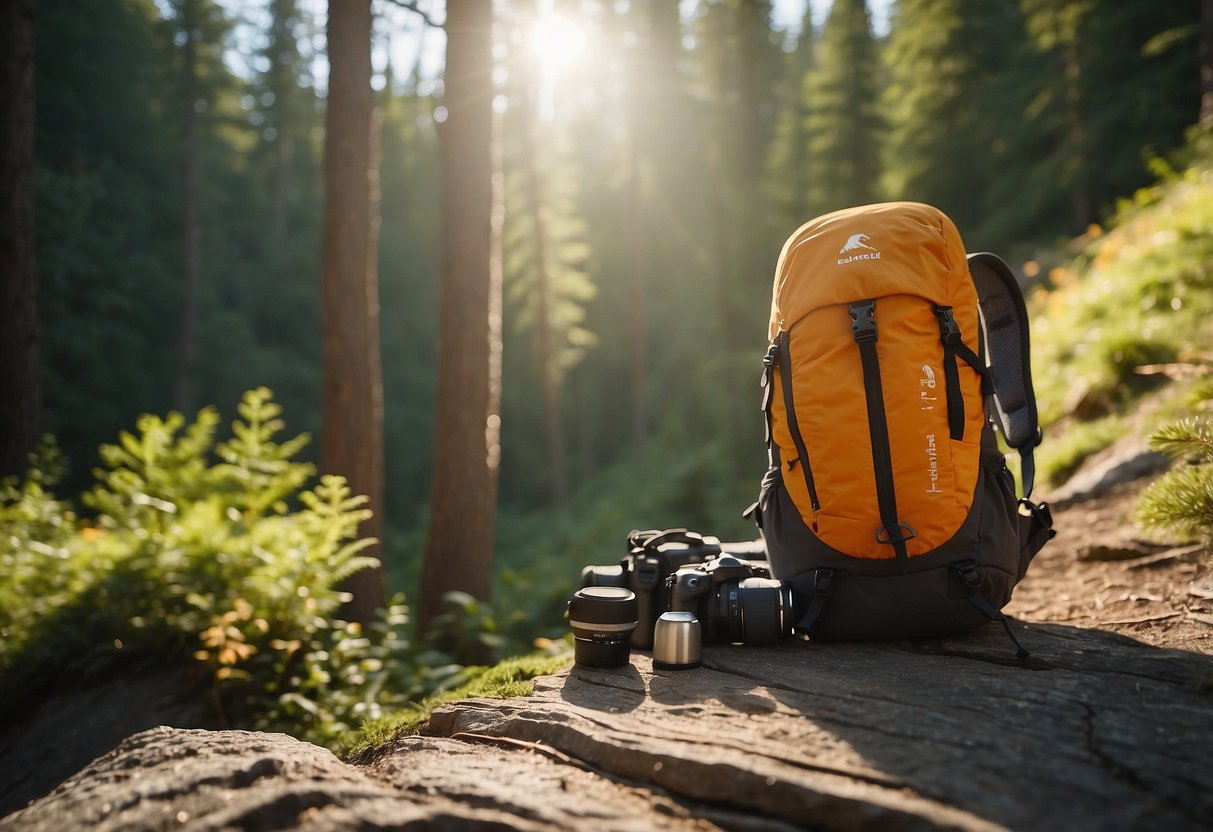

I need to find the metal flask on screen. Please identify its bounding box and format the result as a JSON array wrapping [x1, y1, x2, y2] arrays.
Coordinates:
[[652, 611, 702, 670]]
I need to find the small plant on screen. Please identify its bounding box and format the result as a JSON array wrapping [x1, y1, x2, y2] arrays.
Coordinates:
[[1136, 380, 1213, 542], [0, 389, 520, 750]]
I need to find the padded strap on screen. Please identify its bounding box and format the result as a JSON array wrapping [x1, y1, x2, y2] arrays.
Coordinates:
[[967, 253, 1042, 497]]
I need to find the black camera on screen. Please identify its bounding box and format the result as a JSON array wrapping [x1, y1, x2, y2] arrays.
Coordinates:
[[580, 529, 792, 648], [668, 555, 794, 646]]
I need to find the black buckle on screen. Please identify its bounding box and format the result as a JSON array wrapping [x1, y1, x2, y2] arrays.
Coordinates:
[[951, 559, 981, 589], [762, 341, 778, 368], [934, 305, 961, 346], [849, 300, 877, 344]]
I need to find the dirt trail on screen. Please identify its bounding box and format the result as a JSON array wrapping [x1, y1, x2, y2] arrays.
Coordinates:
[[1012, 475, 1212, 654]]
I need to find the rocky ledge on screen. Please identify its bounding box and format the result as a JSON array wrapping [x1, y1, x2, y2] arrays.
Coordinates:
[[4, 620, 1212, 832]]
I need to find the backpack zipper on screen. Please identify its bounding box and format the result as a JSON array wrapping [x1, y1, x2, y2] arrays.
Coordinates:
[[775, 330, 820, 512]]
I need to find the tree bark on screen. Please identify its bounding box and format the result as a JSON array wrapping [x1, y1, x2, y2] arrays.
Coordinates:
[[0, 0, 40, 477], [419, 0, 500, 637], [174, 0, 200, 414], [1201, 0, 1213, 130], [322, 0, 386, 624]]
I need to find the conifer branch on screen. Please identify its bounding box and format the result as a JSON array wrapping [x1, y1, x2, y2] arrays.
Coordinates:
[[380, 0, 443, 29]]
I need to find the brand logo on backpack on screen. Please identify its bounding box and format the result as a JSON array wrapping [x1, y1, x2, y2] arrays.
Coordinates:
[[919, 364, 937, 410], [837, 233, 881, 265]]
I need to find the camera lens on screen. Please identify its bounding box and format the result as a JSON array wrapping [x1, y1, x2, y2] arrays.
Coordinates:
[[710, 578, 794, 645], [567, 586, 639, 668]]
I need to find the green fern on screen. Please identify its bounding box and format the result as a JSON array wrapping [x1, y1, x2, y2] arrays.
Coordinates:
[[1136, 383, 1213, 542]]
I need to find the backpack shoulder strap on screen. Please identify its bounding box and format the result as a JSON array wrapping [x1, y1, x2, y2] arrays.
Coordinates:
[[967, 252, 1043, 497]]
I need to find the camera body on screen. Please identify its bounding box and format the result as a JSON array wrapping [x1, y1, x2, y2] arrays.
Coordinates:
[[580, 529, 723, 649], [669, 555, 794, 646], [580, 529, 792, 649]]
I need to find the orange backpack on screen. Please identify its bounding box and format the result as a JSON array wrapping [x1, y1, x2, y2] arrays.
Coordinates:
[[749, 202, 1055, 655]]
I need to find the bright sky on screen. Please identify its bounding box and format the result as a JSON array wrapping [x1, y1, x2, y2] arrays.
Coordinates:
[[387, 0, 893, 92], [214, 0, 894, 93]]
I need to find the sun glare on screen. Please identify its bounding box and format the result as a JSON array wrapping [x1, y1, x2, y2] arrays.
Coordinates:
[[528, 14, 586, 76]]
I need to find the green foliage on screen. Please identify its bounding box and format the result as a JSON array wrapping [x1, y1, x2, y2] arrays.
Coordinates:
[[0, 390, 490, 749], [805, 0, 883, 212], [763, 2, 816, 230], [881, 0, 1021, 236], [27, 2, 1213, 729], [1136, 384, 1213, 541], [987, 0, 1200, 242], [1031, 145, 1213, 429], [503, 126, 597, 383]]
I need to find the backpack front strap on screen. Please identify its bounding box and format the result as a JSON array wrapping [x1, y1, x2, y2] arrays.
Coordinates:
[[934, 305, 991, 442], [849, 299, 912, 567]]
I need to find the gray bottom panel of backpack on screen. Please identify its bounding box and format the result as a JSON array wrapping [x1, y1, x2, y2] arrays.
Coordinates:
[[758, 444, 1022, 641]]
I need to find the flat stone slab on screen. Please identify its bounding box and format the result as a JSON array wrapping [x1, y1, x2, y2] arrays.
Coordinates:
[[416, 625, 1213, 831], [6, 621, 1211, 831]]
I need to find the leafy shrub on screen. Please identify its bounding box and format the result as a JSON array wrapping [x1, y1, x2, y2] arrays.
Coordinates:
[[1136, 380, 1213, 542], [0, 389, 495, 748], [1030, 147, 1213, 428]]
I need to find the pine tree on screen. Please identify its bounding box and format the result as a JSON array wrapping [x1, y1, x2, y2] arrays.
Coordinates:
[[764, 2, 816, 230], [502, 1, 596, 507], [0, 0, 39, 477], [420, 0, 500, 639], [805, 0, 882, 213], [881, 0, 1020, 233], [1014, 0, 1200, 236], [689, 0, 784, 469], [321, 0, 386, 624], [162, 0, 234, 413], [1136, 382, 1213, 542]]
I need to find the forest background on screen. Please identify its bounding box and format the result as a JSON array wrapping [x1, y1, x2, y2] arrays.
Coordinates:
[[2, 0, 1210, 742]]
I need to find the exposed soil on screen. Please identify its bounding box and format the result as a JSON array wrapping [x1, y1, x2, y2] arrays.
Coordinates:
[[1010, 475, 1213, 653]]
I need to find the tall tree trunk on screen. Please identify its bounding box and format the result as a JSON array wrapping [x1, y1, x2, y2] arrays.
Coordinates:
[[419, 0, 500, 637], [0, 0, 40, 477], [627, 114, 647, 457], [1061, 39, 1092, 229], [1202, 0, 1213, 130], [517, 79, 567, 507], [175, 0, 200, 413], [322, 0, 386, 624]]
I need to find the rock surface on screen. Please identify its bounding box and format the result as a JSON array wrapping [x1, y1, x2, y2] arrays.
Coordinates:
[[1044, 441, 1170, 509], [3, 473, 1212, 831], [0, 668, 212, 818], [4, 621, 1212, 832]]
